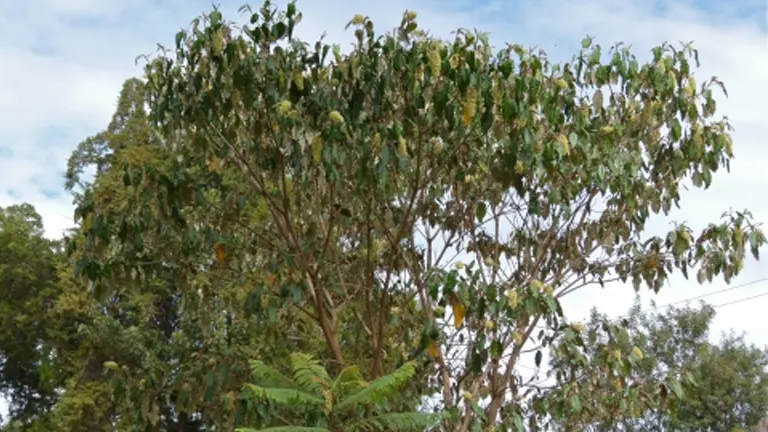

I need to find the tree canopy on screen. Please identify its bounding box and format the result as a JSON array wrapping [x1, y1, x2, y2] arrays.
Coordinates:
[[547, 300, 768, 431], [1, 1, 767, 431]]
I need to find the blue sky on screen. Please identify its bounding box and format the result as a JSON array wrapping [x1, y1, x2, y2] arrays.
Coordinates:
[[0, 0, 767, 413]]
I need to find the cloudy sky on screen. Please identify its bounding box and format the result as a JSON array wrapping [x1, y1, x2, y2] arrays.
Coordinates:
[[0, 0, 766, 390]]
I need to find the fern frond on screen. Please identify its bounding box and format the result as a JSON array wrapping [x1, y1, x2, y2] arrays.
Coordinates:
[[335, 361, 417, 412], [236, 427, 330, 432], [331, 365, 366, 399], [344, 412, 446, 432], [290, 352, 331, 396], [249, 360, 298, 389], [243, 384, 324, 409]]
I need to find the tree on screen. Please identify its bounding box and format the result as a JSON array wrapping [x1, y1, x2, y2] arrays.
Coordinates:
[[0, 204, 62, 428], [68, 0, 766, 429], [58, 77, 337, 430], [545, 300, 768, 431]]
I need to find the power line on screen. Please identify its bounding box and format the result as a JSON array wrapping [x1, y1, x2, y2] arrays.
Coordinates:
[[583, 277, 768, 324], [654, 277, 768, 309], [709, 290, 768, 309]]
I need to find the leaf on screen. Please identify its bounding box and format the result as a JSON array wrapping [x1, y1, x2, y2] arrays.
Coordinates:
[[248, 360, 298, 389], [331, 365, 365, 398], [669, 379, 684, 399], [345, 412, 445, 432], [462, 87, 478, 126], [243, 384, 324, 408], [214, 242, 226, 264], [569, 394, 582, 413], [311, 134, 323, 166], [335, 361, 418, 412], [236, 427, 330, 432], [289, 352, 331, 396], [475, 202, 487, 221], [426, 340, 440, 358], [453, 301, 466, 329]]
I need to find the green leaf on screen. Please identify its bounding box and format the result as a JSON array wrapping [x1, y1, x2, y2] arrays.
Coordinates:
[[243, 384, 324, 408], [669, 379, 684, 399], [476, 201, 487, 221], [335, 361, 417, 412], [569, 394, 582, 413], [345, 412, 445, 432], [236, 428, 330, 432]]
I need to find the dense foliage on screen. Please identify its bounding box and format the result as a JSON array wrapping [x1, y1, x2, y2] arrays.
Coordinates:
[[1, 1, 767, 431], [547, 301, 768, 431]]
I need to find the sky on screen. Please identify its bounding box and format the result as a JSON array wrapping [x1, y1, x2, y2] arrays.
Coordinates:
[[0, 0, 767, 418]]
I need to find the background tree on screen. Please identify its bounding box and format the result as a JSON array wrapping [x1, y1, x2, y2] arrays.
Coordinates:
[[0, 204, 62, 428], [544, 300, 768, 431]]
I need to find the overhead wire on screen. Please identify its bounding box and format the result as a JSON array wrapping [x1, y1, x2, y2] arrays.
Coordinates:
[[653, 277, 768, 309]]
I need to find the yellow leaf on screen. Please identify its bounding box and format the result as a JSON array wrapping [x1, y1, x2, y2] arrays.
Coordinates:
[[632, 346, 644, 360], [323, 389, 333, 414], [687, 77, 697, 95], [462, 87, 478, 126], [530, 279, 544, 292], [373, 132, 382, 154], [312, 134, 323, 166], [430, 137, 443, 155], [214, 243, 226, 264], [427, 340, 440, 358], [398, 137, 408, 155], [514, 160, 524, 174], [556, 134, 570, 156], [350, 14, 366, 25], [208, 157, 221, 172], [276, 100, 292, 115], [722, 134, 733, 156], [449, 54, 461, 70], [599, 126, 614, 135], [507, 290, 518, 308], [328, 110, 345, 125], [294, 71, 304, 91], [266, 274, 277, 288], [593, 88, 604, 113], [512, 332, 523, 345], [211, 29, 224, 56], [453, 301, 466, 328], [555, 78, 568, 89], [428, 48, 442, 78]]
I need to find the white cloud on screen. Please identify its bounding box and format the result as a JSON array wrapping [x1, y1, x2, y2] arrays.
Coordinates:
[[1, 0, 766, 419]]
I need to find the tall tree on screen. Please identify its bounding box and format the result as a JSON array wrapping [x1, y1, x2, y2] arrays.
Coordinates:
[[69, 1, 766, 429]]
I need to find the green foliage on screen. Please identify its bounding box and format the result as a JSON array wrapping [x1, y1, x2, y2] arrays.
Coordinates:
[[546, 300, 768, 431], [64, 0, 765, 428], [237, 353, 443, 431], [0, 204, 62, 425], [1, 0, 766, 430]]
